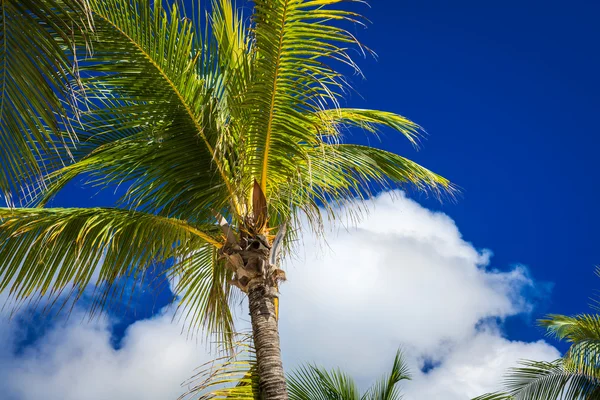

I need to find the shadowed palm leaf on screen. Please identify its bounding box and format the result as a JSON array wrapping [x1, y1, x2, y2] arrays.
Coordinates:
[[0, 0, 91, 205]]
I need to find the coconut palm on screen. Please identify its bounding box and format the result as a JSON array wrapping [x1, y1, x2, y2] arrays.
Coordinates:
[[182, 345, 410, 400], [0, 1, 453, 398]]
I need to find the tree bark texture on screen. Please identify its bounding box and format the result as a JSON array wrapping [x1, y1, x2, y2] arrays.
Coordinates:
[[248, 281, 288, 400], [219, 228, 288, 400]]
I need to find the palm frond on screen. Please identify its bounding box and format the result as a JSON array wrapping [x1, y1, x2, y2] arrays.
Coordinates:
[[316, 108, 423, 146], [171, 245, 237, 346], [288, 364, 361, 400], [0, 0, 91, 205], [247, 0, 367, 195], [362, 350, 411, 400], [474, 359, 600, 400], [34, 0, 241, 214], [329, 144, 453, 195], [35, 118, 232, 223], [0, 207, 221, 313], [541, 314, 600, 343], [270, 143, 453, 236], [540, 314, 600, 379]]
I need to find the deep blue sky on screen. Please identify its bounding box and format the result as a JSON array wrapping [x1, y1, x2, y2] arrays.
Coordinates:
[[23, 0, 600, 352], [347, 0, 600, 346]]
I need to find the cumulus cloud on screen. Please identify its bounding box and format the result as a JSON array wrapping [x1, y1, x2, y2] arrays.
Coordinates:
[[0, 191, 559, 399], [403, 329, 560, 399], [279, 192, 556, 390], [0, 309, 215, 400]]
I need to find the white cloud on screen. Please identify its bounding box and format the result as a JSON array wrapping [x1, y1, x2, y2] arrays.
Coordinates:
[[0, 309, 215, 400], [279, 192, 557, 392], [0, 191, 560, 399], [404, 329, 560, 399]]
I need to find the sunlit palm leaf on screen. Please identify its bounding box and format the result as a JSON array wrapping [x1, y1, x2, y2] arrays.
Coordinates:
[[247, 0, 367, 195], [316, 109, 423, 146], [29, 0, 239, 213], [541, 314, 600, 379], [36, 118, 231, 223], [0, 207, 220, 312]]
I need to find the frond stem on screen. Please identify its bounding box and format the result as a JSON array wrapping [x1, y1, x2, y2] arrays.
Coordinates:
[[259, 0, 291, 195]]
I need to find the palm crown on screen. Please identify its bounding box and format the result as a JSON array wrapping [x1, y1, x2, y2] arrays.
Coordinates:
[[0, 0, 453, 398]]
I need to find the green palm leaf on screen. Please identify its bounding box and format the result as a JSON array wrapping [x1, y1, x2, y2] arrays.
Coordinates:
[[0, 0, 91, 205], [0, 207, 220, 312], [27, 0, 239, 212], [247, 0, 367, 195], [474, 359, 600, 400], [361, 350, 411, 400], [288, 365, 361, 400], [540, 314, 600, 380], [474, 293, 600, 399], [172, 245, 237, 344]]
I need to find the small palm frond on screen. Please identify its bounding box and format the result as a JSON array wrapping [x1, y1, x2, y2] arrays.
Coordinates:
[[541, 314, 600, 343], [180, 341, 260, 400], [0, 207, 221, 313], [316, 109, 423, 147], [474, 359, 600, 400], [288, 365, 361, 400], [540, 314, 600, 379], [327, 144, 453, 196], [271, 142, 453, 236], [0, 0, 91, 205], [362, 350, 411, 400]]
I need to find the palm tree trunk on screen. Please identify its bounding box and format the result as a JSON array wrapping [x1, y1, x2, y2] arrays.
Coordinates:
[[248, 281, 288, 400], [220, 221, 289, 400]]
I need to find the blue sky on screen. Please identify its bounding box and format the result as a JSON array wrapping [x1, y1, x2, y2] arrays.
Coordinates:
[[351, 0, 600, 344], [1, 0, 599, 398]]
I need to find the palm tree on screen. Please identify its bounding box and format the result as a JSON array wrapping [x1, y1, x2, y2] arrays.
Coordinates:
[[475, 297, 600, 398], [0, 1, 453, 398], [182, 345, 410, 400]]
